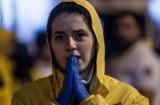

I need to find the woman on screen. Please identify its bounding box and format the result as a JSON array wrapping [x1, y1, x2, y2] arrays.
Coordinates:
[[12, 0, 149, 105]]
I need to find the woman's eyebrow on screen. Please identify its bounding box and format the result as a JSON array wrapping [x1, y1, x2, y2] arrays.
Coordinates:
[[53, 31, 65, 35], [73, 29, 87, 33], [52, 29, 87, 36]]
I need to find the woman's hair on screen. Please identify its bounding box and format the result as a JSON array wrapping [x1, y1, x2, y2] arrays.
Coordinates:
[[46, 2, 95, 70], [46, 2, 94, 41]]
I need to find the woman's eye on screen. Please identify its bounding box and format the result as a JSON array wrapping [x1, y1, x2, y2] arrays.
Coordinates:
[[55, 35, 65, 40], [75, 33, 85, 39]]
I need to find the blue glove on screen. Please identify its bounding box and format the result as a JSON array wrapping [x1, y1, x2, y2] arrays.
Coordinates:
[[72, 54, 89, 102], [56, 54, 74, 105]]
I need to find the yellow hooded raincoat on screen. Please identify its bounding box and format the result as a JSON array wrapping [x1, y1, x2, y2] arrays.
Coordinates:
[[12, 0, 149, 105]]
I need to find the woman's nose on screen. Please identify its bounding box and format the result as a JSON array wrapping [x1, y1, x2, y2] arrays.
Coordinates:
[[65, 37, 77, 51]]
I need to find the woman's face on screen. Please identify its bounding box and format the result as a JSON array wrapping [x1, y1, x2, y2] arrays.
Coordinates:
[[51, 13, 95, 72]]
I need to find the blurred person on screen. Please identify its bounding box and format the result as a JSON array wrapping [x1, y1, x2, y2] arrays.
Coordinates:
[[12, 0, 148, 105], [13, 43, 33, 84], [30, 31, 52, 81], [0, 27, 17, 105], [106, 11, 160, 105]]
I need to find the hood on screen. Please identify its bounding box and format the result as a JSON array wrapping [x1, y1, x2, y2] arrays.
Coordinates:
[[47, 0, 105, 96]]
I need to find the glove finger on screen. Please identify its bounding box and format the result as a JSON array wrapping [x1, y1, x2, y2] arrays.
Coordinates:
[[73, 58, 81, 81], [65, 53, 75, 80]]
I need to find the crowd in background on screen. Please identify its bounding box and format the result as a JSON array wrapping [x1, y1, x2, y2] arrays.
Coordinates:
[[0, 0, 160, 105], [0, 28, 52, 105], [104, 11, 160, 105]]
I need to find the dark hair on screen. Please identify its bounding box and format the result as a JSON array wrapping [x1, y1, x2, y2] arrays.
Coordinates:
[[46, 2, 95, 70], [46, 2, 93, 40], [116, 11, 146, 38]]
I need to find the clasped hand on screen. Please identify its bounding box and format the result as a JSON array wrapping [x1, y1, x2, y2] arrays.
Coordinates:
[[56, 54, 89, 105]]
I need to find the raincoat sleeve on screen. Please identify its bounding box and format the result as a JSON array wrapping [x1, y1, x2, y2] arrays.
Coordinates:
[[11, 91, 59, 105], [132, 95, 149, 105], [80, 94, 149, 105], [80, 94, 109, 105]]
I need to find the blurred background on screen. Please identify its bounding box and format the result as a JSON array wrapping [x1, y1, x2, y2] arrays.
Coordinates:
[[0, 0, 160, 105]]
